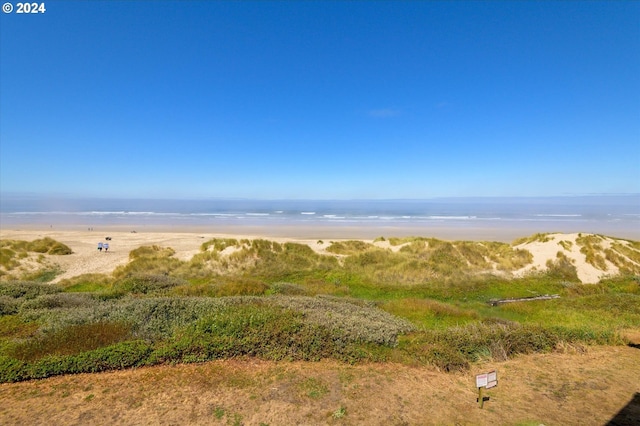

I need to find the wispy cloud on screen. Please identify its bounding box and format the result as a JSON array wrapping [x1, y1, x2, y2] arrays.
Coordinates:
[[368, 108, 401, 118]]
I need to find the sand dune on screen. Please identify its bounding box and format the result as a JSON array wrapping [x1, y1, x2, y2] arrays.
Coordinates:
[[1, 229, 638, 284], [513, 233, 638, 283]]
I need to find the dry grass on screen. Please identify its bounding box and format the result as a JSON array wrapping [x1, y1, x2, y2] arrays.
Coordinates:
[[0, 346, 637, 425], [513, 232, 553, 245], [576, 234, 608, 271]]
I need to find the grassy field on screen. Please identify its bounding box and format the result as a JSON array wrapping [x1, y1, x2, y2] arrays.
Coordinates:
[[1, 346, 638, 425], [1, 235, 639, 384]]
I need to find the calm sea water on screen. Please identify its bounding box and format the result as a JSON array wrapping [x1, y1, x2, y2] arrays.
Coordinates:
[[1, 195, 639, 240]]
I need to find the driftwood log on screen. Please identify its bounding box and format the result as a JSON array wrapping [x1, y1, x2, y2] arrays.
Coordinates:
[[488, 294, 560, 306]]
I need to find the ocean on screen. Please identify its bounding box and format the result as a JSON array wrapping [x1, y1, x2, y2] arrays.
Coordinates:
[[1, 195, 639, 241]]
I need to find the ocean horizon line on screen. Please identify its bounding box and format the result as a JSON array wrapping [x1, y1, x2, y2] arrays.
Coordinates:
[[2, 193, 639, 201]]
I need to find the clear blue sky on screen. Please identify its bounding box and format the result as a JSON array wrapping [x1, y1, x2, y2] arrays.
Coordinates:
[[1, 1, 638, 199]]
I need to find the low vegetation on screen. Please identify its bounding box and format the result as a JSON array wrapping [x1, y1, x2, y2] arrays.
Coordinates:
[[0, 236, 639, 383], [0, 238, 72, 282], [576, 234, 608, 270]]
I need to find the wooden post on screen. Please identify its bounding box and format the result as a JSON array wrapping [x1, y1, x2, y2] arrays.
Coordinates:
[[478, 387, 484, 408]]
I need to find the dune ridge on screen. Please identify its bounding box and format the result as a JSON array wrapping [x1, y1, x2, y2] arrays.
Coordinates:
[[1, 230, 638, 284]]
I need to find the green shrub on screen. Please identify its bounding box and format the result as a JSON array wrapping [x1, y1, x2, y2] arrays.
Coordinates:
[[6, 321, 134, 362], [19, 293, 99, 311], [207, 278, 269, 297], [59, 273, 113, 292], [426, 345, 470, 372], [22, 268, 62, 283], [550, 326, 622, 345], [269, 296, 415, 346], [268, 282, 310, 296], [0, 281, 61, 299], [0, 356, 28, 382], [115, 274, 187, 294], [413, 321, 561, 370], [0, 340, 152, 382], [0, 296, 19, 315], [0, 315, 38, 339], [149, 305, 347, 363], [381, 298, 479, 328], [546, 252, 579, 281]]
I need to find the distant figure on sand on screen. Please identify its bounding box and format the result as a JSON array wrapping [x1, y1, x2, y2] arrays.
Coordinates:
[[104, 243, 109, 252], [98, 242, 103, 252]]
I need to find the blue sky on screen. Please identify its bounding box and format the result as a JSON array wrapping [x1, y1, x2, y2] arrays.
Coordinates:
[[1, 1, 638, 200]]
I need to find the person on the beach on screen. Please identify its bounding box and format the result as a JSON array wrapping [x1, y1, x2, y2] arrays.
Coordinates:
[[98, 242, 103, 252], [104, 243, 109, 252]]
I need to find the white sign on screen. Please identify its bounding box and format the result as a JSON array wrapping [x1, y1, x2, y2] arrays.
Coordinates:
[[476, 370, 498, 389], [476, 373, 488, 388], [486, 370, 498, 388]]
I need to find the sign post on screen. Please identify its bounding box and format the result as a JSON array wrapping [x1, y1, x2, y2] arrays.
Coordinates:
[[475, 370, 497, 408]]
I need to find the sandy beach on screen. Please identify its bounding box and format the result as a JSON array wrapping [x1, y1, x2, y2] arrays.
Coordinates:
[[0, 228, 242, 283], [0, 222, 553, 242], [2, 225, 638, 284]]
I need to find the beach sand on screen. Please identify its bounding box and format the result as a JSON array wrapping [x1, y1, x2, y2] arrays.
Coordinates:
[[0, 222, 544, 241], [2, 226, 638, 284], [1, 223, 532, 284]]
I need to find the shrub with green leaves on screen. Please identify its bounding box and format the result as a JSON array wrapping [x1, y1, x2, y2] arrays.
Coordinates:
[[269, 296, 415, 346], [19, 293, 99, 311], [114, 274, 187, 295], [0, 296, 20, 316], [268, 282, 310, 296], [149, 305, 345, 363], [0, 281, 61, 300], [416, 321, 559, 371], [59, 273, 113, 292], [546, 251, 579, 281], [1, 295, 416, 381], [0, 340, 152, 382], [6, 321, 134, 362]]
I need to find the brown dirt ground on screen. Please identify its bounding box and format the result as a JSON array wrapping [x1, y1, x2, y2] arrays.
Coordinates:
[[0, 345, 638, 426]]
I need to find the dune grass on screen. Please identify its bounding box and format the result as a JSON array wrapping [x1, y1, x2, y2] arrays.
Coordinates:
[[576, 234, 608, 270], [0, 239, 72, 282], [0, 235, 639, 382], [0, 238, 72, 257]]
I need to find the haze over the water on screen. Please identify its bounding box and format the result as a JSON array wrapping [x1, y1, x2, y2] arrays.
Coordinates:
[[1, 2, 638, 200], [2, 195, 638, 241]]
